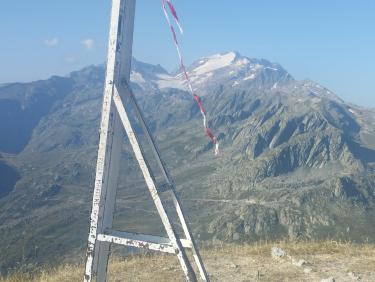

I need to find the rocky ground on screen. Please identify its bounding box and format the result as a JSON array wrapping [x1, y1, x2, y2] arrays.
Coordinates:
[[2, 241, 374, 282]]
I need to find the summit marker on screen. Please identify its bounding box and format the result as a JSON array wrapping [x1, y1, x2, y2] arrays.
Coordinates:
[[83, 1, 209, 281]]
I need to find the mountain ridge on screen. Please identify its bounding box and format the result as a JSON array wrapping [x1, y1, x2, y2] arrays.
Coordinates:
[[0, 52, 375, 272]]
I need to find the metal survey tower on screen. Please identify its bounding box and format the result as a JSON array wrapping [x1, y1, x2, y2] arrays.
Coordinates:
[[83, 1, 209, 281]]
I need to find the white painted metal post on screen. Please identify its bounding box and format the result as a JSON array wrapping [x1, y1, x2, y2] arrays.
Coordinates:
[[84, 1, 135, 281], [96, 1, 136, 280]]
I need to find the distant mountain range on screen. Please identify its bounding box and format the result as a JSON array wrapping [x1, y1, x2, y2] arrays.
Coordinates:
[[1, 52, 375, 272]]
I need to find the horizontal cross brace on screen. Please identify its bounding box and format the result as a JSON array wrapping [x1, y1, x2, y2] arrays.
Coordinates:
[[97, 233, 175, 253], [97, 230, 192, 254]]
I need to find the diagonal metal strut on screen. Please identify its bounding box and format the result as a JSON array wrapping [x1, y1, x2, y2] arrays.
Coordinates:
[[113, 86, 197, 281], [117, 82, 210, 281]]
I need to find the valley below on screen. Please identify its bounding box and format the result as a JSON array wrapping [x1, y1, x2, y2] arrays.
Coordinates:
[[1, 52, 375, 274]]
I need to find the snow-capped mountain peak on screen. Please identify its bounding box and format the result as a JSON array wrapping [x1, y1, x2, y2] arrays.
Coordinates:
[[130, 52, 293, 95], [189, 52, 239, 76]]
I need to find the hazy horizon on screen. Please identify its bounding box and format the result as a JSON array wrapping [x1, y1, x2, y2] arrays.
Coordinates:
[[1, 0, 374, 107]]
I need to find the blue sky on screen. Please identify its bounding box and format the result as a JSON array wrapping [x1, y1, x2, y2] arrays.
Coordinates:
[[1, 0, 374, 107]]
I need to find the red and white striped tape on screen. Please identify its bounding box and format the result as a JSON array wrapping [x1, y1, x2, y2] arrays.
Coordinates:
[[161, 0, 219, 155]]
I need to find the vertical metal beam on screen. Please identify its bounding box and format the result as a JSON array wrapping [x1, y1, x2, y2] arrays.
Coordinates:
[[117, 0, 136, 85], [84, 1, 135, 281], [96, 1, 136, 281], [118, 83, 209, 281], [113, 87, 197, 281]]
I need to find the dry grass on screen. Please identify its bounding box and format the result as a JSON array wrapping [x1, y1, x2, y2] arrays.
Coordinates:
[[1, 241, 375, 282]]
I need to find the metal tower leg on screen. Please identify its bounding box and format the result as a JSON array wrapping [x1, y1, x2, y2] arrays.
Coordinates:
[[113, 87, 197, 281], [84, 0, 134, 281], [118, 83, 209, 281]]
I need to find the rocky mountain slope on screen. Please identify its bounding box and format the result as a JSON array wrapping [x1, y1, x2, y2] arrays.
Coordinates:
[[1, 52, 375, 272]]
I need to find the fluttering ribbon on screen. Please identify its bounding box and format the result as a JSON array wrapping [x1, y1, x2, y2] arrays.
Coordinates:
[[161, 0, 219, 155]]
